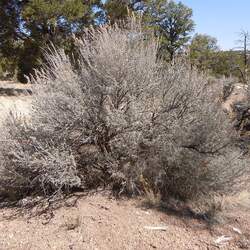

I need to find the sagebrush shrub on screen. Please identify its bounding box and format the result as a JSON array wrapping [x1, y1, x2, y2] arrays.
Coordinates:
[[0, 19, 249, 202]]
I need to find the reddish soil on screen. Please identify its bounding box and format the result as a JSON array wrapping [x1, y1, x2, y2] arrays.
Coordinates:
[[0, 194, 249, 250]]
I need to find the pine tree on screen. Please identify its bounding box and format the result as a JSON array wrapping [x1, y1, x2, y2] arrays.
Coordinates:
[[0, 0, 24, 78], [104, 0, 144, 23], [144, 0, 195, 61], [189, 34, 219, 71], [0, 0, 102, 81], [104, 0, 195, 61]]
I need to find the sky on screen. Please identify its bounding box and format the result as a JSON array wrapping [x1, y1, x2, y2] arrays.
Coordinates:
[[181, 0, 250, 50]]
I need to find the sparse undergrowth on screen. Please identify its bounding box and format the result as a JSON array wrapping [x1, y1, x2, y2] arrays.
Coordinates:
[[0, 20, 249, 212]]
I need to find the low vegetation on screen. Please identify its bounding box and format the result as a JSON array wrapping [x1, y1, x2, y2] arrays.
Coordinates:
[[0, 20, 249, 209]]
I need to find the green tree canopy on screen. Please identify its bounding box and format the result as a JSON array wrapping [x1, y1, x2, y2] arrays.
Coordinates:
[[189, 34, 247, 80], [0, 0, 24, 78], [144, 0, 195, 61], [103, 0, 148, 25], [105, 0, 131, 24], [190, 33, 219, 71], [104, 0, 195, 61], [0, 0, 102, 82], [0, 0, 196, 80]]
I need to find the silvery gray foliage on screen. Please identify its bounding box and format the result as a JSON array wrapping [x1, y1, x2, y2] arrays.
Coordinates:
[[0, 19, 249, 201]]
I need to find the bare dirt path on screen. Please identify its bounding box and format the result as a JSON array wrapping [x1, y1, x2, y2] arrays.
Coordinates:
[[0, 194, 249, 250], [0, 81, 31, 125]]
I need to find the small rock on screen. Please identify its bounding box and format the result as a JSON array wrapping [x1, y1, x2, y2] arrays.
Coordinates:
[[214, 235, 232, 245], [232, 227, 242, 235], [144, 226, 167, 231]]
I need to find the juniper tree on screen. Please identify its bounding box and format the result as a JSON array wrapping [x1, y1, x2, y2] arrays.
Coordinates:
[[143, 0, 195, 61], [189, 34, 219, 71], [0, 0, 102, 81]]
